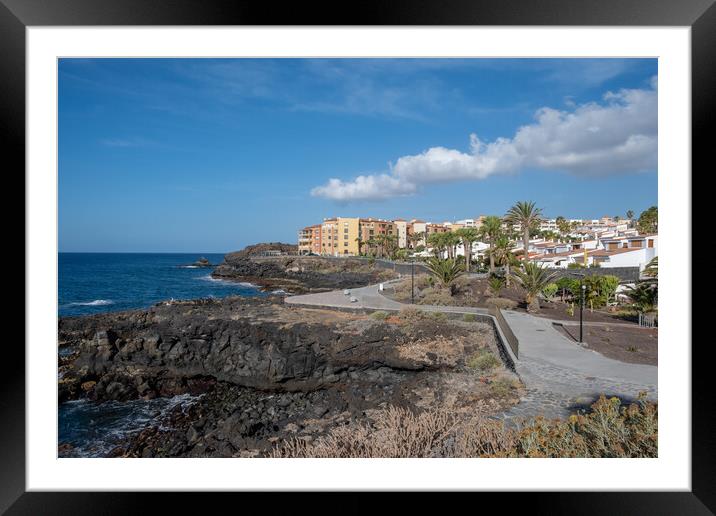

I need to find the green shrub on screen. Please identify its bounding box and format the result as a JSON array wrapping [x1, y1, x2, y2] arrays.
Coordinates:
[[463, 313, 477, 322], [542, 283, 558, 299], [566, 303, 575, 316], [370, 311, 390, 320], [467, 350, 500, 372]]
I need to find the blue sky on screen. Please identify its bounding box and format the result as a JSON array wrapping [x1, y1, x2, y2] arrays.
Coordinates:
[[59, 58, 657, 253]]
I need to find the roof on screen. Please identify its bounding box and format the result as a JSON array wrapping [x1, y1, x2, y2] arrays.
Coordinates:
[[533, 249, 586, 261], [589, 248, 644, 257]]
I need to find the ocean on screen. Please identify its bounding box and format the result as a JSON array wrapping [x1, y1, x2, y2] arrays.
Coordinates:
[[58, 252, 265, 318], [58, 252, 262, 457]]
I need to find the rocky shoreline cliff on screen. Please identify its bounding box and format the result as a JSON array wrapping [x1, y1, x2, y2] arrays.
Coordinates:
[[211, 254, 397, 293], [58, 297, 520, 457]]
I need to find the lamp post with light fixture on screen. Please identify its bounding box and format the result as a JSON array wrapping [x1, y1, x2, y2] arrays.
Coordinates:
[[411, 255, 415, 304], [580, 283, 586, 343]]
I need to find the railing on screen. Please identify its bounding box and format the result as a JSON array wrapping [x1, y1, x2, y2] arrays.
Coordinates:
[[638, 312, 657, 328], [488, 305, 519, 359]]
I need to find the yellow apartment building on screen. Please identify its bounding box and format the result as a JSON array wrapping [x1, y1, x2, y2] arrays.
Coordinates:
[[320, 217, 360, 256]]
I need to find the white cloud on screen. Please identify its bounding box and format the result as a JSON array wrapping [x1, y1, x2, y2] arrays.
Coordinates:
[[312, 78, 657, 201], [310, 174, 417, 202]]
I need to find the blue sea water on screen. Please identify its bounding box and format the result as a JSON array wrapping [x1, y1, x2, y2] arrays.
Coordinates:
[[58, 394, 201, 458], [58, 253, 264, 456], [59, 253, 265, 318]]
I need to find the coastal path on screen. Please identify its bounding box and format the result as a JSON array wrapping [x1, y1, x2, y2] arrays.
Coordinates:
[[285, 283, 658, 422]]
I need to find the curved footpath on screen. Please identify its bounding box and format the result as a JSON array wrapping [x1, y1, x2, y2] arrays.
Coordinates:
[[285, 283, 657, 423]]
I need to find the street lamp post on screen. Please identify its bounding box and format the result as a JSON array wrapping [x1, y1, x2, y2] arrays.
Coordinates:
[[580, 283, 586, 343], [411, 255, 415, 304]]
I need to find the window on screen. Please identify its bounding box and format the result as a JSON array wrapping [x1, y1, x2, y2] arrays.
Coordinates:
[[648, 239, 654, 248]]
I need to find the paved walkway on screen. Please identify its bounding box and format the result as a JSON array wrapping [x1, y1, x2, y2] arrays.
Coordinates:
[[498, 310, 657, 422], [285, 284, 657, 422]]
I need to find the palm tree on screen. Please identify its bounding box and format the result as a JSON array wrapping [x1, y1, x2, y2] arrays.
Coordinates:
[[643, 256, 658, 280], [512, 262, 558, 312], [365, 237, 378, 257], [491, 235, 515, 287], [556, 216, 571, 238], [384, 234, 399, 260], [624, 282, 657, 313], [408, 231, 425, 250], [424, 257, 466, 295], [427, 232, 447, 258], [372, 233, 393, 258], [505, 201, 543, 267], [443, 232, 461, 259], [455, 227, 480, 271], [478, 215, 502, 273], [355, 236, 364, 256], [488, 276, 505, 297]]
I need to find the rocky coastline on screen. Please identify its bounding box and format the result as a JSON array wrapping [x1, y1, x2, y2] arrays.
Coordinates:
[[58, 296, 521, 458], [210, 254, 397, 294]]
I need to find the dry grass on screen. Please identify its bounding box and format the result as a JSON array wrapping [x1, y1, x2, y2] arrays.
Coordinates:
[[485, 297, 519, 310], [271, 393, 657, 458], [390, 275, 433, 302], [488, 376, 519, 397], [396, 335, 465, 367], [397, 307, 445, 325], [419, 287, 456, 306], [467, 350, 501, 373]]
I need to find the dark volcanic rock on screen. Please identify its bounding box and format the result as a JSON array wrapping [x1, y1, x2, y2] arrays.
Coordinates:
[[191, 257, 212, 267], [58, 297, 514, 458], [58, 297, 468, 404], [228, 242, 297, 258], [211, 255, 394, 293]]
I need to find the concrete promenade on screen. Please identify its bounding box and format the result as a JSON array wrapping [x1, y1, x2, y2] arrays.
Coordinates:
[[285, 283, 657, 421]]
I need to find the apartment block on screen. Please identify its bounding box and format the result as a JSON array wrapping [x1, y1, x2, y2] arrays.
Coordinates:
[[337, 217, 360, 256], [359, 218, 397, 244], [297, 224, 322, 255], [320, 218, 339, 256], [393, 219, 408, 248]]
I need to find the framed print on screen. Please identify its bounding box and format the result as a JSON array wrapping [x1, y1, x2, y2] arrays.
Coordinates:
[[4, 0, 713, 513]]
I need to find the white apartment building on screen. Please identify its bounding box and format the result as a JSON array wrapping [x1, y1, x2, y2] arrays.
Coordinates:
[[393, 219, 408, 248]]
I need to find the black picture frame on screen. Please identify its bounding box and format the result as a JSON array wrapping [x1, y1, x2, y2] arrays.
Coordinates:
[[3, 0, 711, 513]]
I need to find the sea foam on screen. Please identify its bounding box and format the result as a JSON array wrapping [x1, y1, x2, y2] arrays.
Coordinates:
[[70, 299, 114, 306]]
